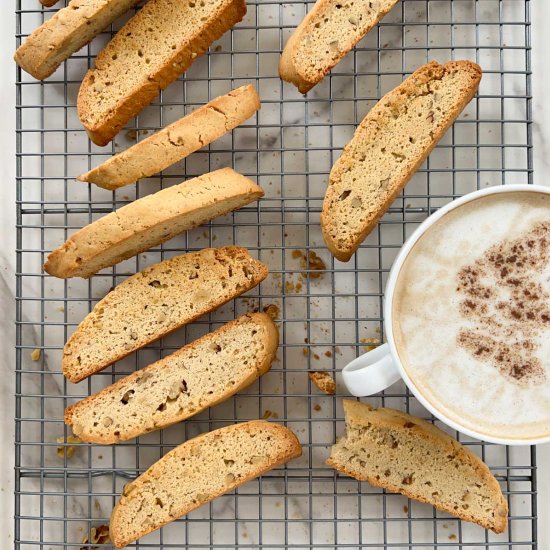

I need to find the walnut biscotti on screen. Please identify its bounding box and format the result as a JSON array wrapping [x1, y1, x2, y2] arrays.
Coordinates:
[[44, 168, 263, 279], [77, 85, 260, 189], [110, 420, 302, 547], [65, 313, 279, 443], [14, 0, 139, 80], [77, 0, 247, 145], [321, 61, 482, 261], [62, 247, 268, 382], [279, 0, 400, 93], [327, 400, 508, 533]]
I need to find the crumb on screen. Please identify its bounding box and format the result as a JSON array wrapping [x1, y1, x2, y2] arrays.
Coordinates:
[[403, 505, 408, 514], [212, 234, 217, 241], [94, 499, 101, 512], [263, 304, 279, 320], [275, 501, 281, 508], [300, 250, 326, 279], [302, 348, 309, 357], [309, 371, 336, 395], [442, 524, 448, 529], [324, 351, 332, 358], [304, 338, 309, 343], [313, 353, 320, 360], [57, 306, 65, 313], [313, 404, 321, 412], [295, 281, 303, 292], [56, 435, 82, 459], [31, 349, 41, 361], [122, 195, 129, 201], [203, 231, 208, 238], [361, 337, 380, 352], [142, 130, 149, 135], [214, 45, 223, 52], [449, 534, 457, 540], [292, 250, 303, 259], [97, 454, 103, 460], [262, 409, 279, 419], [80, 524, 111, 549], [242, 532, 248, 539], [125, 129, 138, 140]]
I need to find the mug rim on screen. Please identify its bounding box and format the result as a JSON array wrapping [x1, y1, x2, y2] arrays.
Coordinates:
[[384, 184, 550, 445]]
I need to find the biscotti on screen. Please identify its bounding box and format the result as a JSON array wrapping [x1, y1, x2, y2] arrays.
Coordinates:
[[77, 0, 247, 145], [327, 400, 508, 533], [321, 61, 482, 261], [65, 313, 279, 443], [279, 0, 400, 93], [44, 168, 263, 279], [78, 85, 260, 189], [110, 420, 302, 547], [62, 247, 268, 382], [14, 0, 139, 80], [40, 0, 60, 6]]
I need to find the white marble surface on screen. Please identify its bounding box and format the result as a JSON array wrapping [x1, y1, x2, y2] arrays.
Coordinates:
[[1, 0, 549, 548]]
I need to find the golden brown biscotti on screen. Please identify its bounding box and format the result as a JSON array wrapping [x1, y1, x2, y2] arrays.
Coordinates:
[[65, 313, 279, 443], [327, 400, 508, 533], [279, 0, 400, 93], [77, 0, 247, 146], [44, 168, 263, 279], [14, 0, 139, 80], [62, 247, 268, 382], [110, 420, 302, 547], [321, 60, 482, 261], [77, 85, 260, 189], [40, 0, 60, 6]]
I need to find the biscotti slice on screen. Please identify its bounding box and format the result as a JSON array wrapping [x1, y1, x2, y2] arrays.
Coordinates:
[[327, 400, 508, 533], [77, 0, 247, 146], [279, 0, 400, 93], [110, 420, 301, 547], [44, 168, 263, 279], [321, 60, 482, 261], [65, 313, 279, 443], [14, 0, 139, 80], [78, 85, 260, 189], [62, 247, 268, 382]]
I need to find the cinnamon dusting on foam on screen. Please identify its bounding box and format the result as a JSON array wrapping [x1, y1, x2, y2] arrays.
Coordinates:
[[456, 221, 550, 385]]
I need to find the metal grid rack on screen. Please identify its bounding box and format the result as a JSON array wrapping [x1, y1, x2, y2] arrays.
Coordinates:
[[15, 0, 536, 548]]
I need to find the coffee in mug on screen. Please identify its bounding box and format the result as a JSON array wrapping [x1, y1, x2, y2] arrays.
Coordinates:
[[393, 191, 550, 441]]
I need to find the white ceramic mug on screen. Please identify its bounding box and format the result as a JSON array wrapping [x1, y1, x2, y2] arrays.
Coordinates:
[[342, 184, 550, 446]]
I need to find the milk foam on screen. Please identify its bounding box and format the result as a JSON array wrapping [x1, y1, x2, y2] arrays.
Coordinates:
[[393, 191, 550, 440]]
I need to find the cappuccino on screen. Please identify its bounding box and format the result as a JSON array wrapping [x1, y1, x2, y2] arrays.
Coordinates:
[[393, 191, 550, 440]]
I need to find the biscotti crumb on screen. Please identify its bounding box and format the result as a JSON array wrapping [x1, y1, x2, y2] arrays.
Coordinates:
[[309, 371, 336, 395], [31, 349, 41, 361]]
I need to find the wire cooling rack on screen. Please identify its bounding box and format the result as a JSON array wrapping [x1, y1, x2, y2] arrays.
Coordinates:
[[15, 0, 537, 548]]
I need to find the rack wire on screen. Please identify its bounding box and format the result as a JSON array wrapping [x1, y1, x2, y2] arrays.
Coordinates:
[[15, 0, 536, 548]]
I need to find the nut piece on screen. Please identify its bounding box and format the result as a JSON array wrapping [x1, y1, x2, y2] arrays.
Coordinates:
[[31, 348, 41, 361], [80, 524, 111, 548], [56, 434, 82, 459], [309, 371, 336, 395]]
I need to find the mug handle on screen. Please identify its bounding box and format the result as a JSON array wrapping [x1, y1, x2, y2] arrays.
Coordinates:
[[342, 343, 402, 397]]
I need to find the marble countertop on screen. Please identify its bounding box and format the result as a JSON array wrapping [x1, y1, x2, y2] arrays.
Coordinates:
[[1, 1, 549, 548]]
